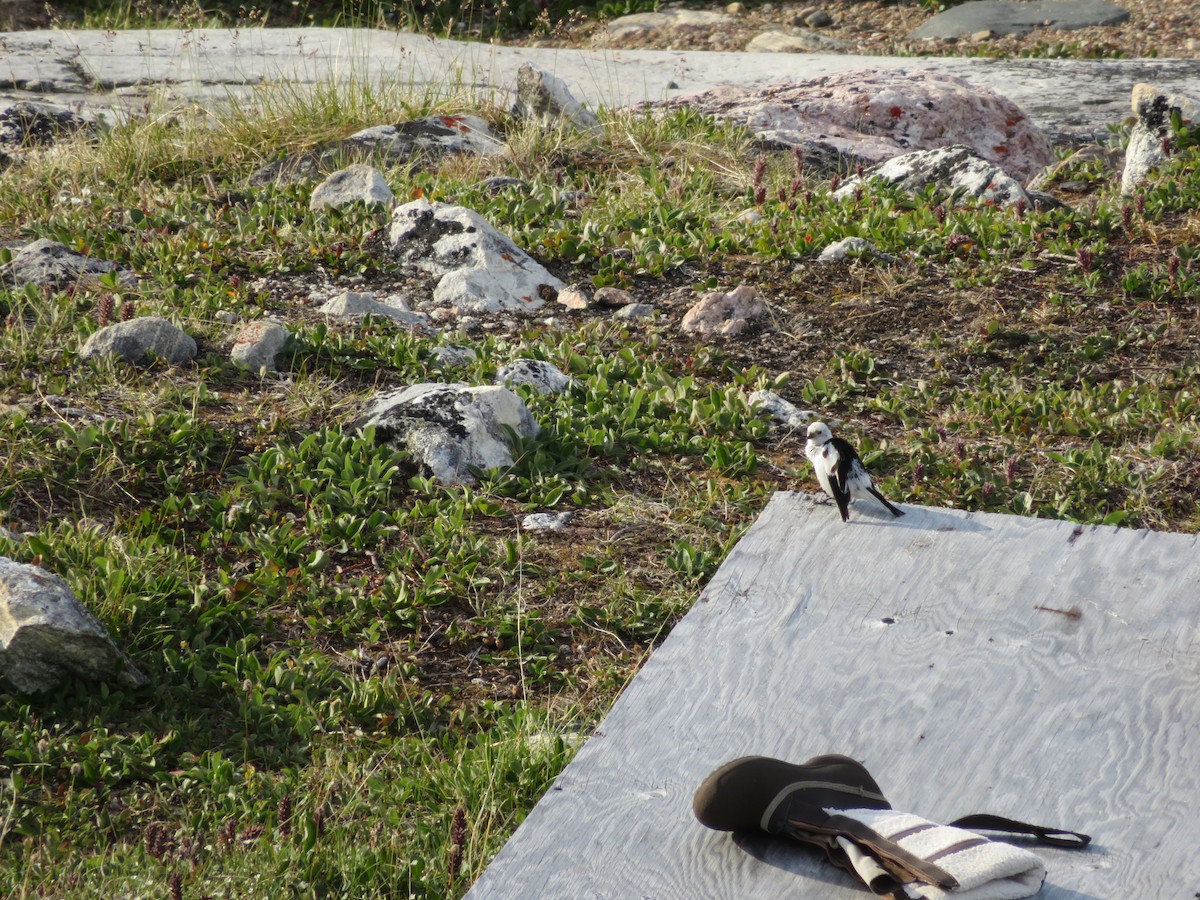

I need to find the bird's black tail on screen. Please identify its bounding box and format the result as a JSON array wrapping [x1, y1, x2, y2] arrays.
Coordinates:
[[868, 487, 904, 517]]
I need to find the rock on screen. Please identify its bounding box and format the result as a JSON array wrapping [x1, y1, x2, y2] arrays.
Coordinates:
[[319, 289, 430, 327], [80, 316, 197, 366], [1121, 83, 1200, 195], [356, 383, 539, 485], [430, 345, 478, 369], [230, 320, 289, 373], [818, 236, 896, 263], [388, 198, 564, 314], [513, 62, 602, 133], [802, 9, 833, 27], [750, 390, 819, 430], [909, 0, 1130, 39], [0, 101, 95, 162], [1028, 143, 1123, 192], [668, 70, 1053, 183], [834, 145, 1032, 208], [497, 359, 573, 395], [522, 511, 574, 532], [483, 176, 530, 195], [0, 557, 147, 693], [681, 284, 766, 337], [248, 114, 506, 186], [593, 286, 634, 308], [598, 9, 729, 44], [614, 302, 655, 320], [0, 238, 137, 291], [556, 283, 592, 310], [309, 163, 395, 211], [745, 29, 852, 52]]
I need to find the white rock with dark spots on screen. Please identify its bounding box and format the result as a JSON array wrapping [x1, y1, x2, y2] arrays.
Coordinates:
[[356, 383, 539, 485], [389, 198, 564, 314], [1, 238, 137, 291], [834, 144, 1031, 208], [230, 320, 290, 372], [522, 511, 574, 531], [310, 163, 395, 210], [1121, 83, 1200, 195], [0, 557, 148, 693], [497, 359, 573, 395], [818, 236, 897, 263], [80, 316, 197, 366], [681, 285, 766, 337], [750, 390, 819, 430]]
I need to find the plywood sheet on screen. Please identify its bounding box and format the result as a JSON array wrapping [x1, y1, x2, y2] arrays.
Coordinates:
[[467, 493, 1200, 899]]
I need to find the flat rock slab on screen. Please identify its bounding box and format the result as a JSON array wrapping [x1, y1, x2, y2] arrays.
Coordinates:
[[466, 492, 1200, 898], [3, 29, 1200, 136], [910, 0, 1131, 39]]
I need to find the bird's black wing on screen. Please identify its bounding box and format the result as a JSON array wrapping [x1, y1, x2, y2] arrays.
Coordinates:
[[824, 441, 854, 522]]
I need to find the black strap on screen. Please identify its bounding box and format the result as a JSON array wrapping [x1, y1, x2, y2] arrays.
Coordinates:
[[947, 813, 1091, 849]]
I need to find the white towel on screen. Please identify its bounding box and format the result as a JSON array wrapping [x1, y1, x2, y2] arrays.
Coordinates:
[[831, 807, 1046, 899]]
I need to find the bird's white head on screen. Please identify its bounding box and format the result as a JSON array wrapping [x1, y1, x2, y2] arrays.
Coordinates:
[[806, 422, 833, 444]]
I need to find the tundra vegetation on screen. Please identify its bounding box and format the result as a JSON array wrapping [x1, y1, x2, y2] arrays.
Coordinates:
[[2, 3, 1200, 898]]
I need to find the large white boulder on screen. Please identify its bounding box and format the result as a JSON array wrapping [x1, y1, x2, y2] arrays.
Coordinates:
[[388, 198, 564, 313], [668, 70, 1053, 182], [356, 383, 539, 485], [0, 557, 148, 693], [834, 144, 1032, 208]]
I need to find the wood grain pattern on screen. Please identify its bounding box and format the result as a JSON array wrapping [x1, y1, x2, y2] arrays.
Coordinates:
[[466, 494, 1200, 899]]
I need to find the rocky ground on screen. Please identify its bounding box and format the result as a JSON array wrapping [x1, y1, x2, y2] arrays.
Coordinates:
[[513, 0, 1200, 60], [4, 0, 1198, 60]]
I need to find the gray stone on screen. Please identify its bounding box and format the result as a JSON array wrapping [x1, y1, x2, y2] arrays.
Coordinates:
[[430, 345, 478, 369], [497, 359, 573, 395], [834, 144, 1032, 208], [513, 62, 601, 134], [388, 198, 565, 314], [745, 30, 851, 53], [599, 10, 729, 43], [0, 238, 137, 291], [309, 163, 394, 210], [0, 556, 148, 693], [319, 289, 430, 326], [0, 101, 96, 158], [750, 390, 820, 430], [521, 511, 574, 532], [817, 236, 895, 263], [80, 316, 197, 366], [680, 285, 766, 337], [249, 114, 505, 186], [356, 383, 539, 485], [803, 10, 834, 27], [593, 286, 634, 308], [908, 0, 1130, 39], [1121, 83, 1200, 196], [230, 320, 289, 372], [614, 302, 656, 321]]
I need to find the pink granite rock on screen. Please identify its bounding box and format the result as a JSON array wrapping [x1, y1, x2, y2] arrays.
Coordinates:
[[680, 285, 766, 337], [670, 69, 1054, 183]]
